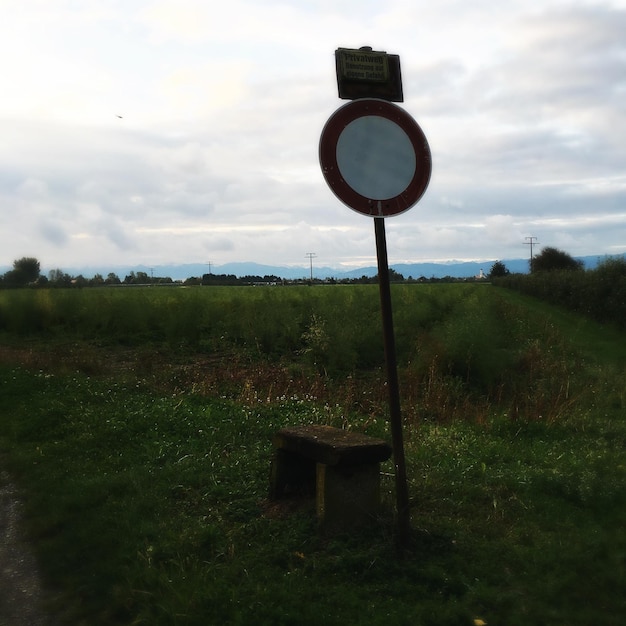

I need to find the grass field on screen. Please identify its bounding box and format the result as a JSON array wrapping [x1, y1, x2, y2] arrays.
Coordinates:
[[0, 284, 625, 625]]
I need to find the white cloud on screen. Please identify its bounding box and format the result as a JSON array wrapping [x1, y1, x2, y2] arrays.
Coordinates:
[[1, 0, 625, 273]]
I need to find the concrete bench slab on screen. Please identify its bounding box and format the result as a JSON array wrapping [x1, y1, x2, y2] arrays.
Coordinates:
[[270, 425, 392, 533]]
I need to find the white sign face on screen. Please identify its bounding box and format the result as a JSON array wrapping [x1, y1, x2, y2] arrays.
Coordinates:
[[336, 116, 417, 200], [319, 98, 431, 217]]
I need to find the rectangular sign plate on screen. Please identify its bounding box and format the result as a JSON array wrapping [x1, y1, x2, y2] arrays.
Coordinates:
[[335, 47, 403, 102], [337, 48, 389, 83]]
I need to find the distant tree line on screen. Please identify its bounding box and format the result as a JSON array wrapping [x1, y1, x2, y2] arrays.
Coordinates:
[[7, 248, 605, 292], [1, 258, 494, 289], [0, 258, 177, 288]]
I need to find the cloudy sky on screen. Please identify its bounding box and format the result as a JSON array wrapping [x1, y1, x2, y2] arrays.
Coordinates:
[[1, 0, 625, 274]]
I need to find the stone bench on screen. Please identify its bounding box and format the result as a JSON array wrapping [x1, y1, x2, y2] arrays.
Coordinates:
[[270, 425, 392, 533]]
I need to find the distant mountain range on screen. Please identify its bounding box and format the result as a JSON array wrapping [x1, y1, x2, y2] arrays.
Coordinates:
[[178, 255, 608, 280], [5, 254, 613, 281]]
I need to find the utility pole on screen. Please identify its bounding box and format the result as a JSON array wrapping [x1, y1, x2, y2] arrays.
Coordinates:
[[524, 236, 538, 272], [305, 252, 316, 281]]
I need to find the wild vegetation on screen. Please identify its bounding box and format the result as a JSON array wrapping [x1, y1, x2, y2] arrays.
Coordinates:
[[495, 255, 626, 329], [0, 283, 625, 625]]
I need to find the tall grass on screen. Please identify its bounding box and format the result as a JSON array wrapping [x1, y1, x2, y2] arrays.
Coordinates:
[[0, 284, 593, 423], [1, 284, 626, 624]]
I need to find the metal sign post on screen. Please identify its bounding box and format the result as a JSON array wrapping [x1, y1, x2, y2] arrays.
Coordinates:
[[319, 50, 432, 549], [374, 216, 411, 546]]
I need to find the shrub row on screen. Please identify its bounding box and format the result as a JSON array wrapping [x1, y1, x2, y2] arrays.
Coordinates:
[[494, 256, 626, 329]]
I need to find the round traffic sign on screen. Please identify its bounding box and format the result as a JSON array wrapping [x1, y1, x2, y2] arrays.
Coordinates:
[[319, 98, 431, 217]]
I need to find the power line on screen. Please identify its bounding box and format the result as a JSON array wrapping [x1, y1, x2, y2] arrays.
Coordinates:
[[305, 252, 316, 281], [524, 236, 538, 271]]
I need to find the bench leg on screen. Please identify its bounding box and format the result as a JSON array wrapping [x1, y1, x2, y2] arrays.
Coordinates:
[[316, 462, 381, 533], [270, 449, 316, 499]]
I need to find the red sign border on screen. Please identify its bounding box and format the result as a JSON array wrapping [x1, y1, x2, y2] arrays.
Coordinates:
[[319, 98, 431, 217]]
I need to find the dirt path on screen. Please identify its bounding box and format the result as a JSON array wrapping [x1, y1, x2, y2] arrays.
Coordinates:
[[0, 470, 53, 626]]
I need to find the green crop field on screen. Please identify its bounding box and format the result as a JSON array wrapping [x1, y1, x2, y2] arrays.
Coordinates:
[[1, 283, 625, 625]]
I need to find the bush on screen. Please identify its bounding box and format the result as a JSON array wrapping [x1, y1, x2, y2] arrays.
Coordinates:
[[532, 247, 583, 273]]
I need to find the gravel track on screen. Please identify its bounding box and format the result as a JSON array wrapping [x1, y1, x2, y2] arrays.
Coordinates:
[[0, 470, 53, 626]]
